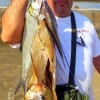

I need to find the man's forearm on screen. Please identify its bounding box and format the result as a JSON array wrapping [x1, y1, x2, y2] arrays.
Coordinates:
[[1, 0, 28, 44], [93, 55, 100, 74]]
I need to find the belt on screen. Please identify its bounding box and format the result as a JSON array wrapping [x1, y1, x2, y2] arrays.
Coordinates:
[[56, 84, 70, 93]]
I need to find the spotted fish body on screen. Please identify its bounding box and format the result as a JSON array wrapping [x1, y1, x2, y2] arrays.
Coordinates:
[[15, 0, 62, 100]]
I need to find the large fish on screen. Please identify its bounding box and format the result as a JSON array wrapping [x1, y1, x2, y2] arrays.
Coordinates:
[[15, 0, 63, 99]]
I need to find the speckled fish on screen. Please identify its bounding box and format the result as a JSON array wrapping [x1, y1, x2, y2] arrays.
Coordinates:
[[15, 0, 63, 99]]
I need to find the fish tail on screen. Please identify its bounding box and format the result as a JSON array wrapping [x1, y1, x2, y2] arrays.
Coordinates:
[[15, 78, 27, 95]]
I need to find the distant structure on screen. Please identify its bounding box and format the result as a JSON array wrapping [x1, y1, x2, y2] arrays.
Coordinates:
[[74, 5, 80, 9]]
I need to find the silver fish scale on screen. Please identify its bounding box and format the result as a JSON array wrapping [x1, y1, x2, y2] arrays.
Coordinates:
[[15, 0, 61, 100]]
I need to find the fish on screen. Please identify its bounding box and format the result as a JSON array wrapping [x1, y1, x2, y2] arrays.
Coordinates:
[[15, 0, 63, 99]]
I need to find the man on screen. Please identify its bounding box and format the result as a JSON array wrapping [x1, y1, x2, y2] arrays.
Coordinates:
[[1, 0, 100, 100], [46, 0, 100, 100]]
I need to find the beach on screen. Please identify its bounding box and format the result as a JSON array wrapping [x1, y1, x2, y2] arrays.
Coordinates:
[[0, 7, 100, 100]]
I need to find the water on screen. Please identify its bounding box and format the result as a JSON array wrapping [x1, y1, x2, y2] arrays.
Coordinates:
[[73, 1, 100, 9], [0, 0, 10, 6], [0, 0, 100, 9]]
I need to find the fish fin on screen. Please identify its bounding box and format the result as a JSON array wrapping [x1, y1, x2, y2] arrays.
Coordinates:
[[15, 78, 27, 95], [44, 1, 63, 58]]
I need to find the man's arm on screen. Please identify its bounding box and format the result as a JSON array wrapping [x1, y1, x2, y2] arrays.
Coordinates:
[[93, 55, 100, 74], [1, 0, 28, 44]]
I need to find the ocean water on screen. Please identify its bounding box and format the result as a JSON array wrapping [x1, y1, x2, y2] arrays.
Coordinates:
[[73, 1, 100, 9], [0, 0, 100, 9], [0, 0, 10, 6]]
